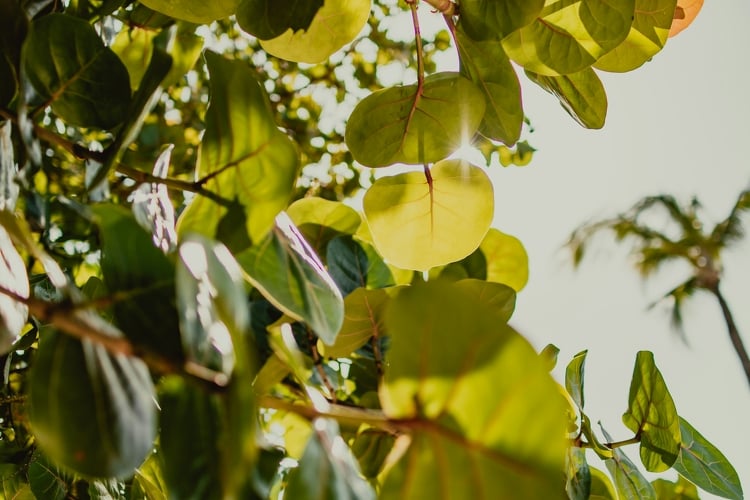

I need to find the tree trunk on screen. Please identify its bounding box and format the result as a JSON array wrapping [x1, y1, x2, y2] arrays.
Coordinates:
[[710, 284, 750, 388]]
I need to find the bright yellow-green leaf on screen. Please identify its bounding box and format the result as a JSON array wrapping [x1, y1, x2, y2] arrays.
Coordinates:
[[259, 0, 371, 63], [526, 67, 608, 129], [177, 52, 298, 250], [503, 0, 635, 75], [651, 477, 700, 500], [453, 279, 516, 323], [139, 0, 240, 23], [111, 27, 156, 90], [589, 466, 617, 500], [566, 446, 591, 500], [622, 351, 681, 472], [595, 0, 678, 72], [319, 287, 388, 358], [479, 228, 529, 291], [346, 72, 486, 168], [286, 197, 361, 253], [379, 280, 568, 498], [363, 159, 494, 271]]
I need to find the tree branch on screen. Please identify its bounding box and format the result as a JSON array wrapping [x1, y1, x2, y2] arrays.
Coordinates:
[[710, 284, 750, 388], [421, 0, 457, 16]]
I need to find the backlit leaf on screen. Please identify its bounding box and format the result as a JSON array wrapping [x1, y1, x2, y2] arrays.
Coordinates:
[[589, 466, 617, 500], [622, 351, 681, 472], [287, 197, 361, 255], [236, 0, 323, 40], [456, 27, 523, 145], [673, 417, 743, 499], [238, 212, 344, 345], [601, 425, 656, 499], [0, 225, 28, 354], [352, 428, 396, 479], [22, 14, 131, 129], [111, 27, 157, 90], [459, 0, 544, 40], [380, 280, 568, 499], [29, 329, 157, 478], [453, 278, 516, 323], [651, 477, 700, 499], [319, 287, 388, 358], [479, 228, 529, 291], [139, 0, 240, 23], [363, 159, 494, 271], [503, 0, 635, 75], [346, 72, 486, 167], [669, 0, 704, 37], [28, 453, 68, 500], [566, 349, 588, 410], [258, 0, 371, 63], [177, 52, 298, 249], [526, 67, 607, 129], [595, 0, 678, 72]]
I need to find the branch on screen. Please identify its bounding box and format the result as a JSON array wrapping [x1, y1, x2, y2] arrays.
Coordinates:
[[421, 0, 457, 16]]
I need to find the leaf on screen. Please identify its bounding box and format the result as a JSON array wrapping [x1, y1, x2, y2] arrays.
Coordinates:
[[565, 350, 588, 410], [111, 27, 157, 90], [651, 477, 700, 499], [0, 464, 29, 499], [669, 0, 704, 37], [285, 418, 376, 500], [458, 0, 544, 40], [566, 446, 591, 500], [132, 145, 178, 253], [539, 344, 560, 371], [326, 235, 393, 296], [177, 51, 298, 249], [456, 27, 523, 145], [238, 212, 344, 345], [0, 0, 28, 106], [319, 287, 388, 358], [497, 140, 536, 167], [286, 197, 361, 255], [380, 280, 568, 499], [503, 0, 635, 75], [139, 0, 240, 23], [28, 453, 69, 500], [479, 228, 529, 291], [673, 417, 743, 499], [66, 0, 126, 21], [452, 278, 516, 323], [29, 329, 157, 478], [132, 450, 168, 500], [258, 0, 371, 63], [526, 67, 607, 129], [601, 425, 656, 500], [352, 428, 396, 479], [236, 0, 324, 40], [1, 119, 19, 211], [0, 225, 28, 354], [93, 204, 183, 362], [589, 466, 617, 500], [22, 13, 131, 129], [595, 0, 678, 72], [346, 72, 486, 168], [363, 159, 494, 271], [622, 351, 681, 472]]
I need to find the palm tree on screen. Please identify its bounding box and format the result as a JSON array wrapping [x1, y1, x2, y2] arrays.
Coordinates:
[[567, 188, 750, 387]]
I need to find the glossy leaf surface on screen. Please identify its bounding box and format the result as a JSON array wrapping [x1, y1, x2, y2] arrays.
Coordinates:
[[622, 351, 680, 472], [526, 68, 607, 129], [364, 159, 494, 271], [236, 0, 323, 40], [22, 14, 131, 129], [177, 52, 298, 249], [259, 0, 371, 63], [346, 72, 486, 167], [479, 228, 529, 291], [380, 280, 568, 498]]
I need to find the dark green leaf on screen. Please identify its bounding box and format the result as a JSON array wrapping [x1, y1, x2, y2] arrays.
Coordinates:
[[601, 425, 656, 500], [139, 0, 240, 23], [28, 453, 69, 500], [29, 329, 157, 478], [346, 72, 486, 167], [352, 428, 396, 479], [566, 446, 590, 500], [458, 0, 544, 40], [526, 68, 608, 129], [326, 235, 393, 296], [66, 0, 126, 20], [236, 0, 323, 40], [673, 417, 743, 499], [0, 0, 28, 106], [622, 351, 681, 472], [566, 350, 588, 410], [22, 14, 131, 129]]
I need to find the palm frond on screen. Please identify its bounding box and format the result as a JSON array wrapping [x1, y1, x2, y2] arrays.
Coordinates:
[[710, 187, 750, 246], [648, 277, 699, 345]]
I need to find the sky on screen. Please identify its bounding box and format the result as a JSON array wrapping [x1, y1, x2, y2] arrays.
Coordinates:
[[378, 1, 750, 497]]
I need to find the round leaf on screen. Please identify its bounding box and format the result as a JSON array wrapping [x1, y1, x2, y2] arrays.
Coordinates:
[[479, 228, 529, 291], [236, 0, 323, 40], [363, 159, 494, 271], [139, 0, 240, 23], [458, 0, 544, 40], [319, 287, 388, 358]]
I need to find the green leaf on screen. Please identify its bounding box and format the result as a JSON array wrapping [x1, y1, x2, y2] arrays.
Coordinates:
[[601, 425, 656, 500], [453, 278, 516, 323], [346, 72, 486, 167], [581, 414, 613, 460], [566, 446, 591, 500], [651, 477, 700, 500], [22, 14, 131, 129], [0, 0, 27, 106], [66, 0, 126, 21], [319, 287, 388, 358], [526, 67, 607, 129], [0, 464, 30, 499], [132, 450, 168, 500], [479, 228, 529, 291], [589, 466, 617, 500], [28, 453, 69, 500], [503, 0, 635, 75], [673, 417, 743, 499], [286, 197, 361, 255], [539, 343, 560, 371], [622, 351, 681, 472], [236, 0, 323, 40], [456, 27, 523, 145], [112, 27, 157, 90], [29, 329, 157, 478], [93, 204, 183, 362], [565, 349, 588, 410], [595, 0, 678, 72], [177, 51, 298, 248], [352, 428, 396, 479], [0, 225, 29, 354], [238, 213, 344, 345], [139, 0, 240, 23], [380, 280, 568, 498], [326, 235, 393, 295], [363, 159, 494, 271], [458, 0, 544, 40], [285, 419, 375, 500], [258, 0, 371, 63]]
